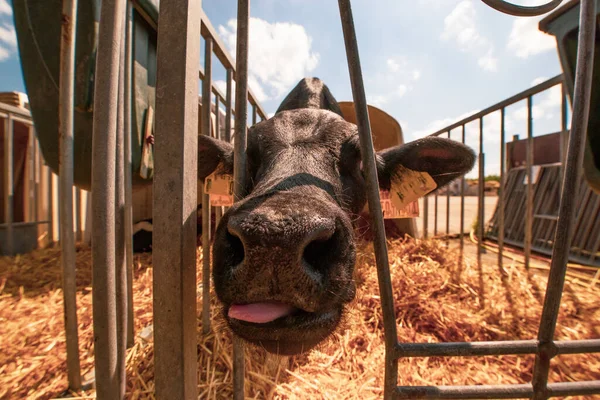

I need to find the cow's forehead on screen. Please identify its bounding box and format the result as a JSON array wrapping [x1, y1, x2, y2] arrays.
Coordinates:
[[249, 108, 357, 150]]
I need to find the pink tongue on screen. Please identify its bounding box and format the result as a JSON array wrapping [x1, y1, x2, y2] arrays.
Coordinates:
[[228, 302, 296, 323]]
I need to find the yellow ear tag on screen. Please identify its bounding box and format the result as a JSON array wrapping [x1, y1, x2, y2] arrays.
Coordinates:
[[389, 166, 437, 211], [204, 172, 234, 206]]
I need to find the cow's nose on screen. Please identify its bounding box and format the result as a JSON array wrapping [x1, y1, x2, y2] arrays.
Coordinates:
[[225, 212, 340, 278]]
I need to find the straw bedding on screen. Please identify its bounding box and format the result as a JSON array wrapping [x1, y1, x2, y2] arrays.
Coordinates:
[[0, 237, 598, 399]]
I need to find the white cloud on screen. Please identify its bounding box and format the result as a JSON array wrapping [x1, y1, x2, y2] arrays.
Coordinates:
[[478, 49, 498, 72], [218, 17, 319, 101], [507, 16, 556, 58], [397, 85, 408, 98], [387, 58, 401, 72], [367, 94, 389, 108], [0, 22, 17, 62], [366, 56, 421, 108], [0, 0, 12, 16], [441, 0, 497, 72], [441, 0, 486, 51]]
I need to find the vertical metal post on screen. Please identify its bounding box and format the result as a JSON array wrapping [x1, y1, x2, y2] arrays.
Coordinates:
[[459, 125, 466, 264], [115, 22, 127, 396], [225, 68, 233, 143], [91, 0, 126, 397], [478, 118, 485, 308], [499, 108, 506, 270], [446, 131, 451, 238], [434, 192, 438, 236], [75, 189, 82, 241], [233, 1, 250, 397], [33, 131, 39, 223], [47, 167, 54, 243], [153, 0, 200, 398], [525, 96, 534, 269], [58, 0, 81, 390], [532, 1, 597, 398], [423, 195, 429, 239], [252, 104, 257, 126], [560, 82, 569, 191], [124, 1, 135, 348], [201, 36, 213, 335], [3, 116, 14, 256], [338, 1, 398, 399], [214, 95, 222, 227], [28, 128, 35, 221]]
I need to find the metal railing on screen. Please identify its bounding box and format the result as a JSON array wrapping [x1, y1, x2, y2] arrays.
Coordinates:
[[48, 0, 600, 399]]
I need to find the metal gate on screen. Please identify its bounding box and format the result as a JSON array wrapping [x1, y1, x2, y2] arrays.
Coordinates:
[[49, 0, 600, 399]]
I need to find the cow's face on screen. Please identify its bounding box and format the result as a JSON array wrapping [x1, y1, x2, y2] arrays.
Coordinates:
[[199, 78, 476, 355]]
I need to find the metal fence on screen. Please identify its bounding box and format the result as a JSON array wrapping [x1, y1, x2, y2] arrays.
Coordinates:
[[46, 0, 600, 399], [1, 102, 88, 257]]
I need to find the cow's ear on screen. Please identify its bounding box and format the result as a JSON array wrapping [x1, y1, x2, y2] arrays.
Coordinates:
[[198, 135, 234, 181], [375, 137, 476, 192]]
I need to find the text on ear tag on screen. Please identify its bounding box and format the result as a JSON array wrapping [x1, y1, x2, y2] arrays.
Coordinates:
[[390, 167, 437, 210]]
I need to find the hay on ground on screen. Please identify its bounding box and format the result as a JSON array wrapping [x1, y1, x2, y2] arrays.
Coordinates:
[[0, 237, 598, 399]]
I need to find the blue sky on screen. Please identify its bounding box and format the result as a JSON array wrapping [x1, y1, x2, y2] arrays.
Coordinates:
[[1, 0, 568, 177]]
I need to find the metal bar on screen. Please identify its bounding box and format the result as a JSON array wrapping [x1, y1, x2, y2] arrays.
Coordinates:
[[480, 0, 561, 17], [153, 0, 201, 398], [560, 83, 568, 186], [3, 116, 14, 256], [75, 189, 82, 241], [252, 104, 257, 126], [423, 195, 429, 239], [395, 384, 534, 399], [478, 152, 485, 307], [525, 95, 534, 270], [28, 128, 35, 222], [477, 118, 485, 308], [115, 21, 127, 396], [47, 166, 54, 243], [338, 2, 397, 399], [434, 192, 438, 236], [555, 339, 600, 355], [446, 131, 450, 237], [215, 95, 222, 227], [428, 75, 563, 137], [58, 0, 81, 389], [33, 132, 39, 223], [233, 1, 250, 398], [532, 1, 597, 398], [547, 381, 600, 397], [124, 0, 135, 348], [459, 125, 465, 263], [395, 380, 600, 399], [394, 339, 600, 358], [499, 108, 506, 271], [201, 36, 213, 336], [395, 340, 538, 358], [90, 0, 126, 397], [225, 68, 233, 143]]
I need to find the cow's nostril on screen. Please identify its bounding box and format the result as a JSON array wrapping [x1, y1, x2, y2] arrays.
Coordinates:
[[225, 229, 245, 266], [302, 227, 338, 274]]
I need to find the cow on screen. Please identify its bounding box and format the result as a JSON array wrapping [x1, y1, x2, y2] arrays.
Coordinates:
[[198, 77, 476, 355]]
